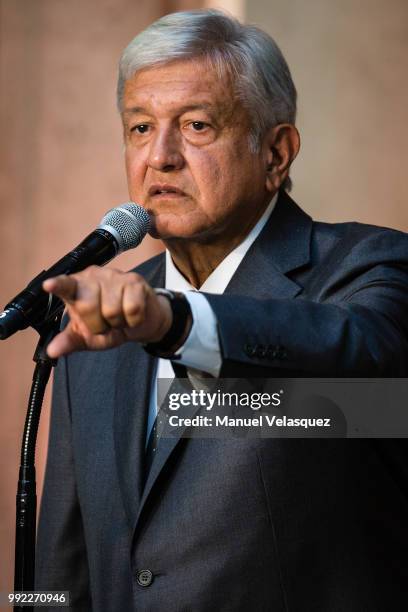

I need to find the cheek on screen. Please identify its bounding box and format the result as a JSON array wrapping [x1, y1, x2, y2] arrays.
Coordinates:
[[125, 153, 145, 197], [192, 147, 255, 213], [189, 149, 235, 205]]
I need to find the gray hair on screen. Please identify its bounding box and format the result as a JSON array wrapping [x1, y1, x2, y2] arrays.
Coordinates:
[[117, 9, 297, 191]]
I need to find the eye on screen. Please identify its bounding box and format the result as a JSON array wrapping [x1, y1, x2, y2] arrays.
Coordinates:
[[191, 121, 207, 131], [131, 124, 149, 134], [183, 120, 215, 144]]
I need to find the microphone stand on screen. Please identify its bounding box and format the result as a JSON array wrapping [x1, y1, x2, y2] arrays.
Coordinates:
[[13, 313, 62, 612]]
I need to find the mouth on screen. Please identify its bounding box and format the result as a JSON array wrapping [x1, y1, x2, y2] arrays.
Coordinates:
[[148, 184, 187, 198]]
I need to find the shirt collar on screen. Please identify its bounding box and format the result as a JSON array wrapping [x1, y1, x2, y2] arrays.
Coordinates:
[[165, 191, 279, 294]]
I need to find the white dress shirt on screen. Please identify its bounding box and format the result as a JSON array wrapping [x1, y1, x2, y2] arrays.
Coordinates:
[[146, 193, 278, 441]]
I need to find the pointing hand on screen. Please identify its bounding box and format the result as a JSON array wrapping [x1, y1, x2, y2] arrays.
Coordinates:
[[42, 266, 172, 358]]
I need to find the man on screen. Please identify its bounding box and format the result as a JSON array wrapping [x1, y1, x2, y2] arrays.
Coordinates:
[[36, 9, 408, 612]]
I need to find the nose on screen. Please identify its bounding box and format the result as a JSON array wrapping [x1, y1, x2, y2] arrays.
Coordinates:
[[147, 126, 184, 172]]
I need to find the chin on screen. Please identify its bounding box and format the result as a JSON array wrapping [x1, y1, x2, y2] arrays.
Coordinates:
[[147, 213, 207, 241], [150, 227, 197, 241]]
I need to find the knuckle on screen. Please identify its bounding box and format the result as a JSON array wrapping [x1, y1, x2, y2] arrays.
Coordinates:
[[76, 300, 97, 317], [125, 299, 146, 323], [101, 304, 120, 321], [105, 267, 123, 279], [82, 265, 99, 276], [127, 271, 143, 284], [125, 300, 142, 317]]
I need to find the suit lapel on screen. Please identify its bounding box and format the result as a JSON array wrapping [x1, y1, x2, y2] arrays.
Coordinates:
[[113, 254, 164, 528], [134, 192, 313, 526], [224, 190, 312, 298], [137, 376, 193, 517]]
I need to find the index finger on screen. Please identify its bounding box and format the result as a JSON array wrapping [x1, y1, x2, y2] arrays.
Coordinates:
[[42, 275, 78, 304]]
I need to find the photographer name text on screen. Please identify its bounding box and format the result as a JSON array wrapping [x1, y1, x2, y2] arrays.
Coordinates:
[[168, 415, 332, 429]]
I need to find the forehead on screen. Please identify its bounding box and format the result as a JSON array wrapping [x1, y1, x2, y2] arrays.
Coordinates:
[[122, 58, 236, 118]]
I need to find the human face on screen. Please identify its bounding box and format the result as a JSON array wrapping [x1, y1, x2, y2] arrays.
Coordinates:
[[122, 59, 271, 243]]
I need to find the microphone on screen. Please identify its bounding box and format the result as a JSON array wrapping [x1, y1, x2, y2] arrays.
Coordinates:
[[0, 202, 150, 340]]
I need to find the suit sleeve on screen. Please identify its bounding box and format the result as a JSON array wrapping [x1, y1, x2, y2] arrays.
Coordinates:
[[35, 355, 92, 610], [203, 235, 408, 377]]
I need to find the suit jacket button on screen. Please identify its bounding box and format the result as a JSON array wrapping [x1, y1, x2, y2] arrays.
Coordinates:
[[137, 569, 154, 587]]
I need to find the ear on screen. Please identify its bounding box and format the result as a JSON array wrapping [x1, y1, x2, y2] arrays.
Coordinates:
[[264, 124, 300, 192]]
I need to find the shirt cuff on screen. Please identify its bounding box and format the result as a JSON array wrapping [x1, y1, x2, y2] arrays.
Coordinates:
[[173, 291, 222, 378]]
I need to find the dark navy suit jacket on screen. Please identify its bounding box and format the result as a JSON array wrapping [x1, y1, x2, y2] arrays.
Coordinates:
[[36, 192, 408, 611]]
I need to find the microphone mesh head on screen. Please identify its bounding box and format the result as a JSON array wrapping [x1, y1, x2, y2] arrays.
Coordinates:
[[99, 202, 150, 252]]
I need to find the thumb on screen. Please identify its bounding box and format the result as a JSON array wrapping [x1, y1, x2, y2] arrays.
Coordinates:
[[46, 321, 87, 358]]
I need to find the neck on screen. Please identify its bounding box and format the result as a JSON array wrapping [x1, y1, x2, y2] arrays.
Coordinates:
[[164, 237, 235, 288], [163, 197, 275, 288]]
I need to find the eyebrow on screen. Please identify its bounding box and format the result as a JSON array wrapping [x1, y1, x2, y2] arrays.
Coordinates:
[[122, 103, 216, 116]]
